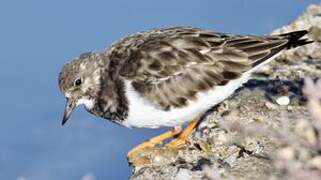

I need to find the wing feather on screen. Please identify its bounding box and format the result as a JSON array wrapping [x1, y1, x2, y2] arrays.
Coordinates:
[[118, 27, 289, 110]]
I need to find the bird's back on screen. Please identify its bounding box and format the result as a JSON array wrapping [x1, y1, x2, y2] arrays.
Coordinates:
[[107, 27, 310, 111]]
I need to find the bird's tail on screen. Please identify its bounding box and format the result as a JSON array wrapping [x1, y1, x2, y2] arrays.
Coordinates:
[[279, 30, 314, 49]]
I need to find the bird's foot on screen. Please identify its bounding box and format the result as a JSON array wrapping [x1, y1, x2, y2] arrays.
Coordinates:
[[166, 116, 199, 148], [166, 136, 189, 148], [127, 126, 182, 160]]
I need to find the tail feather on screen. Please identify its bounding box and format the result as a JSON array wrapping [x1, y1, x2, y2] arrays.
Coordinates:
[[279, 30, 314, 49], [251, 30, 313, 67]]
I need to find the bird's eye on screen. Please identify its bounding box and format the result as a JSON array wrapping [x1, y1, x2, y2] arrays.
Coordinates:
[[74, 78, 82, 86]]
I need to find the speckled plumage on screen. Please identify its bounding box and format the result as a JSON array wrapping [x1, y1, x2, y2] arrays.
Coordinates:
[[58, 26, 311, 127]]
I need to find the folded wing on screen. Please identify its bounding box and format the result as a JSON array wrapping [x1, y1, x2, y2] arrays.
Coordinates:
[[120, 27, 294, 110]]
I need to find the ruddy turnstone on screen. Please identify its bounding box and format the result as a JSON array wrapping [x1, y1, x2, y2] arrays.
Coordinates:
[[58, 27, 312, 157]]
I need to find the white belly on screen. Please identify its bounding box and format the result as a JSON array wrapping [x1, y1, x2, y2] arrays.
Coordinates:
[[122, 74, 250, 128], [121, 52, 281, 129]]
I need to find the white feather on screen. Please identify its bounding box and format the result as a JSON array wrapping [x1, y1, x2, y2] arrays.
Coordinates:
[[77, 98, 94, 109]]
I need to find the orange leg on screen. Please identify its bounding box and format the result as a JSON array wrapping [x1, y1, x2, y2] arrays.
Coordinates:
[[127, 126, 182, 158], [166, 116, 200, 148]]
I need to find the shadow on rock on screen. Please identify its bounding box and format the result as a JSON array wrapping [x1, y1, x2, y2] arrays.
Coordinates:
[[242, 78, 307, 104]]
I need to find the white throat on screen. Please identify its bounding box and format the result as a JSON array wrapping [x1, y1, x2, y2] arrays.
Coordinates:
[[77, 98, 95, 109]]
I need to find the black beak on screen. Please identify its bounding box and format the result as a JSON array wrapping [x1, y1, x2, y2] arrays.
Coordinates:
[[62, 98, 77, 126]]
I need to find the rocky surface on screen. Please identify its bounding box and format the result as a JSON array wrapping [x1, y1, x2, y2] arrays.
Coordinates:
[[129, 3, 321, 180]]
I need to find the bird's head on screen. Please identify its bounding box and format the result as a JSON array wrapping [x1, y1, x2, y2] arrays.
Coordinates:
[[58, 52, 106, 126]]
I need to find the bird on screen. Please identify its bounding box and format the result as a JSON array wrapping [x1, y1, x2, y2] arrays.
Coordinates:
[[58, 26, 312, 158]]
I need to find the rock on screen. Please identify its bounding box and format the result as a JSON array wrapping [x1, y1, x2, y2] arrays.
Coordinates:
[[277, 147, 296, 161], [265, 101, 278, 110], [174, 169, 192, 180], [310, 26, 321, 41], [295, 120, 318, 146], [276, 96, 290, 106], [309, 156, 321, 170], [130, 3, 321, 180]]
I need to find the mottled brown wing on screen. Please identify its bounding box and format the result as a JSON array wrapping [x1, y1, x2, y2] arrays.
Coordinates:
[[120, 28, 288, 110]]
